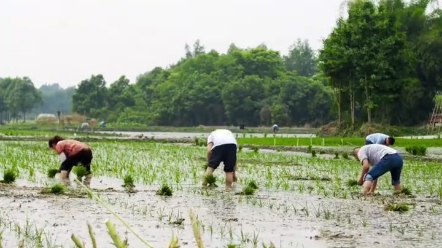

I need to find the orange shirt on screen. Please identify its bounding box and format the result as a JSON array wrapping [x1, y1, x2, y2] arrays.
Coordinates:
[[55, 139, 90, 157]]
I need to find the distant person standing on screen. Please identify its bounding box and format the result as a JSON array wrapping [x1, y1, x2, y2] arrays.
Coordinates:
[[353, 144, 403, 195], [203, 129, 238, 190], [272, 124, 279, 134], [365, 133, 395, 146]]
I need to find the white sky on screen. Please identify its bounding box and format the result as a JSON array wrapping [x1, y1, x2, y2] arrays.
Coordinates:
[[0, 0, 346, 88]]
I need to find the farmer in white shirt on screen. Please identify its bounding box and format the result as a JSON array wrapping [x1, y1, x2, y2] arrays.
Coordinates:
[[272, 124, 279, 133], [365, 133, 395, 146], [353, 144, 403, 195], [203, 129, 238, 190]]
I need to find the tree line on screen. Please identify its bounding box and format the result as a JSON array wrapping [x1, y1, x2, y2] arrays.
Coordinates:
[[71, 39, 330, 127], [1, 0, 441, 128], [0, 78, 74, 123]]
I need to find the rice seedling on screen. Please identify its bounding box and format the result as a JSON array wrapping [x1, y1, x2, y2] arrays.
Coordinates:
[[122, 174, 135, 188], [1, 168, 16, 184], [1, 137, 442, 247], [385, 203, 410, 212], [156, 184, 173, 196], [241, 185, 256, 195], [247, 180, 258, 190], [47, 168, 59, 178], [400, 187, 412, 196], [73, 166, 88, 181], [40, 183, 66, 194], [346, 179, 358, 187], [204, 174, 218, 188]]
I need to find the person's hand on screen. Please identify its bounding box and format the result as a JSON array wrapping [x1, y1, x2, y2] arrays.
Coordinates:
[[357, 174, 364, 185]]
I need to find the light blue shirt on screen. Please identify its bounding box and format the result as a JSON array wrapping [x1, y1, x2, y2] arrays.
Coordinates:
[[366, 133, 388, 144]]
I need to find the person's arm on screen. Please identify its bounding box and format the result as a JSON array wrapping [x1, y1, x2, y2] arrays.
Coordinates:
[[357, 159, 370, 185], [206, 142, 213, 161], [54, 143, 64, 155], [206, 134, 213, 162], [370, 179, 378, 193]]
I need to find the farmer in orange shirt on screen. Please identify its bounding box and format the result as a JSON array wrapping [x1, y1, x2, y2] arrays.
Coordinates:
[[48, 135, 93, 186]]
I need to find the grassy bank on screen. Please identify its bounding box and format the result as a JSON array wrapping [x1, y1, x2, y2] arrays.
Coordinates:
[[2, 130, 441, 148], [0, 129, 118, 137], [237, 137, 442, 147]]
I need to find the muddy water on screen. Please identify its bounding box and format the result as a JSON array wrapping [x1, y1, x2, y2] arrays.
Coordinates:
[[2, 176, 442, 248], [0, 186, 327, 248], [99, 131, 316, 139]]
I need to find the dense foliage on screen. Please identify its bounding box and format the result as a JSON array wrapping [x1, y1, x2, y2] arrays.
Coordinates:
[[70, 40, 330, 127], [0, 77, 42, 123], [0, 0, 441, 128], [0, 80, 74, 123], [319, 0, 442, 126]]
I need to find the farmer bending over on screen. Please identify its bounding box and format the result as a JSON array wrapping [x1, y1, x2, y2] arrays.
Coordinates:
[[203, 129, 238, 190], [353, 144, 403, 195], [365, 133, 395, 146], [48, 135, 93, 186]]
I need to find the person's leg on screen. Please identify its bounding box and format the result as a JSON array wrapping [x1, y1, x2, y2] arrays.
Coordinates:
[[222, 144, 237, 191], [204, 146, 222, 186], [362, 155, 393, 194], [79, 149, 93, 186], [59, 158, 77, 185], [389, 154, 404, 193]]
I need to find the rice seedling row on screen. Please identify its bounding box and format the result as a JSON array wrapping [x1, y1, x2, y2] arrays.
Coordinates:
[[0, 141, 441, 247]]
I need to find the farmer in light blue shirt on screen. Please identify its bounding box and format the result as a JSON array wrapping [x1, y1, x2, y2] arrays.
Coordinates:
[[365, 133, 395, 146]]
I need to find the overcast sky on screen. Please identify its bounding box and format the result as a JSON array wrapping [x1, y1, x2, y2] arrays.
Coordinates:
[[0, 0, 348, 88]]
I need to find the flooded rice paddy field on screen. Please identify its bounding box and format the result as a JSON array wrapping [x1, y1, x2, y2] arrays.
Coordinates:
[[1, 141, 442, 247]]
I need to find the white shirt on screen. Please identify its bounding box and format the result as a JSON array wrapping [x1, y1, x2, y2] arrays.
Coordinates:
[[207, 129, 237, 150]]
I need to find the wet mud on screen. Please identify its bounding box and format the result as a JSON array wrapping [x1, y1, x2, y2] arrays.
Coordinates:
[[0, 181, 441, 248]]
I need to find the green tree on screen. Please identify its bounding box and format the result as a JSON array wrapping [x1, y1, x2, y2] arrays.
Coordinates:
[[284, 39, 318, 77], [72, 75, 108, 115]]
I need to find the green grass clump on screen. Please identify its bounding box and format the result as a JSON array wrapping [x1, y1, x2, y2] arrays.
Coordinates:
[[47, 169, 59, 178], [156, 184, 173, 196], [342, 152, 349, 159], [311, 150, 316, 157], [73, 166, 88, 181], [2, 168, 17, 184], [334, 152, 339, 159], [123, 174, 135, 188]]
